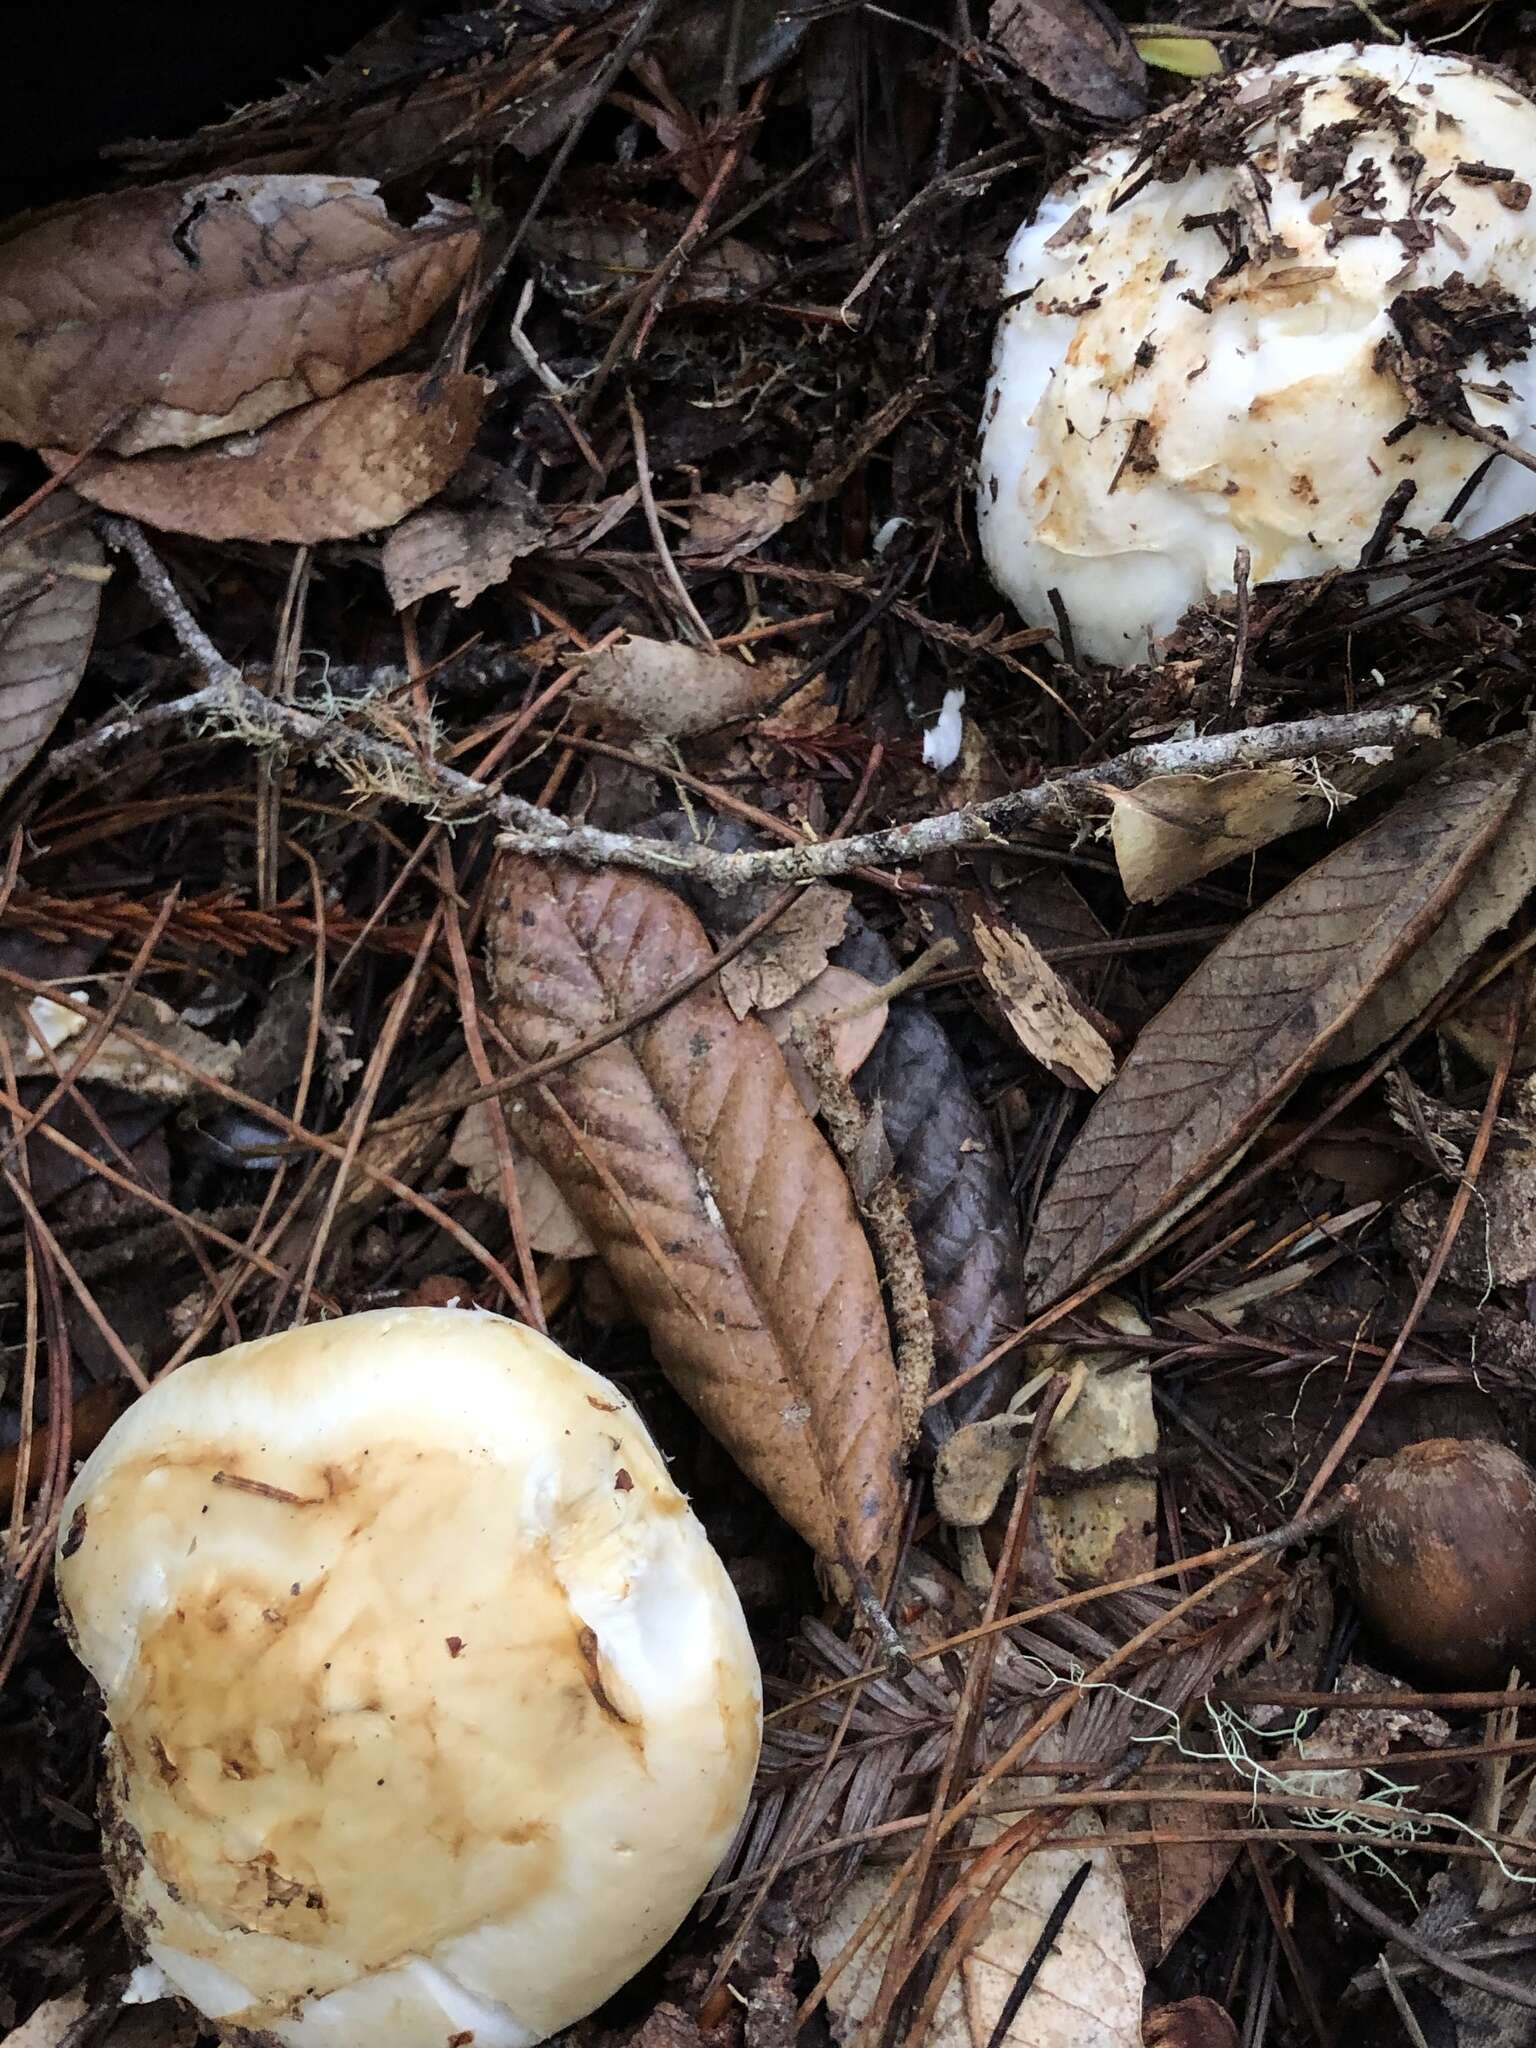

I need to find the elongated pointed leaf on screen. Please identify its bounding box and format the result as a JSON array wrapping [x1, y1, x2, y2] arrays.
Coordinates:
[[489, 859, 904, 1571], [1027, 743, 1536, 1307]]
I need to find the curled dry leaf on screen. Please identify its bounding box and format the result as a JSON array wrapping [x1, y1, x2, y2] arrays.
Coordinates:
[[1027, 742, 1536, 1308], [680, 473, 800, 563], [451, 1099, 596, 1259], [2, 989, 238, 1098], [569, 633, 800, 743], [813, 1760, 1143, 2048], [988, 0, 1147, 120], [973, 914, 1115, 1092], [761, 964, 888, 1115], [54, 373, 490, 544], [1106, 764, 1354, 904], [381, 496, 549, 610], [0, 493, 106, 801], [0, 177, 477, 455], [488, 858, 903, 1571]]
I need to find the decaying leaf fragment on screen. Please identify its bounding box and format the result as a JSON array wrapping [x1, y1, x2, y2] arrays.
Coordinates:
[[813, 1750, 1143, 2048], [569, 633, 800, 742], [55, 374, 489, 544], [530, 217, 774, 307], [680, 473, 799, 563], [719, 884, 849, 1019], [451, 1100, 596, 1259], [934, 1298, 1155, 1590], [988, 0, 1146, 119], [1106, 763, 1350, 904], [2, 988, 238, 1098], [973, 914, 1115, 1091], [1028, 742, 1536, 1307], [0, 493, 106, 801], [488, 859, 903, 1571], [0, 177, 478, 455], [761, 964, 888, 1115], [381, 497, 550, 610]]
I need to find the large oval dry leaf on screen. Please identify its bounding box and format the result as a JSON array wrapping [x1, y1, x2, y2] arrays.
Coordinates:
[[53, 374, 489, 544], [488, 859, 904, 1572], [0, 493, 105, 799], [1026, 744, 1536, 1308], [839, 922, 1030, 1445], [0, 177, 478, 454]]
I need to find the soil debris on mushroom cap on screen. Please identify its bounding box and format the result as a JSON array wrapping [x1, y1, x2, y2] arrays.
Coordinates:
[[977, 43, 1536, 666]]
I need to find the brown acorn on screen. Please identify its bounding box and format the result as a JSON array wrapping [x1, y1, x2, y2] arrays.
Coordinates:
[[1346, 1438, 1536, 1685]]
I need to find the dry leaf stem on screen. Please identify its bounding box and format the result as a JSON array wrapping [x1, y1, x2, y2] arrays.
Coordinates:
[[55, 525, 1436, 890], [792, 1012, 933, 1447]]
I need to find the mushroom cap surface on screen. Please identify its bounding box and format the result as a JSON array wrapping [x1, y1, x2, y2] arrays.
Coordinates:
[[56, 1306, 762, 2048], [978, 43, 1536, 666]]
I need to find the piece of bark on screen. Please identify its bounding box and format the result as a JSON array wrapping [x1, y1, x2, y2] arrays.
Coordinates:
[[487, 858, 903, 1571]]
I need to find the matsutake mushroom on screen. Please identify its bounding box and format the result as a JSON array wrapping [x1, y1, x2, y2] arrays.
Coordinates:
[[55, 1306, 761, 2048], [978, 43, 1536, 666]]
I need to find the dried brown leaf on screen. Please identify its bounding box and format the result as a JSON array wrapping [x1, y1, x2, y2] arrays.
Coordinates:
[[1107, 764, 1350, 904], [988, 0, 1147, 119], [0, 177, 477, 454], [1027, 743, 1536, 1307], [1325, 754, 1536, 1070], [718, 884, 849, 1019], [451, 1100, 596, 1259], [840, 924, 1029, 1441], [381, 497, 549, 611], [488, 859, 903, 1570], [1143, 1998, 1239, 2048], [973, 915, 1115, 1092], [680, 473, 800, 563], [0, 494, 105, 799], [569, 633, 800, 742], [761, 964, 887, 1114], [813, 1759, 1143, 2048], [54, 373, 489, 544], [1119, 1783, 1235, 1967]]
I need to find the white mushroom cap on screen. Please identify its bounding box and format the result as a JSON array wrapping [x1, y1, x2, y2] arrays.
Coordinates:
[[978, 43, 1536, 666], [55, 1306, 761, 2048]]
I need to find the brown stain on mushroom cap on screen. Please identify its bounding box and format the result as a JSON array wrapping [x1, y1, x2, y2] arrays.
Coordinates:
[[101, 1443, 578, 1976], [1347, 1436, 1536, 1684]]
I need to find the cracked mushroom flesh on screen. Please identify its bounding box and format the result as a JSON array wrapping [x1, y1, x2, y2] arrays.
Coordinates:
[[977, 43, 1536, 666], [54, 1306, 762, 2048]]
